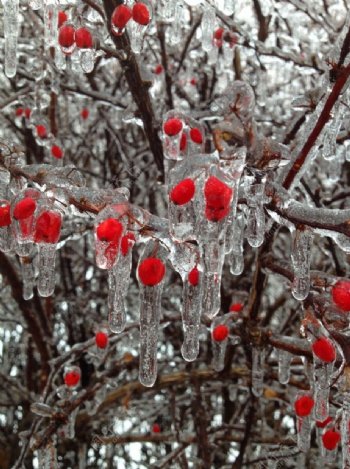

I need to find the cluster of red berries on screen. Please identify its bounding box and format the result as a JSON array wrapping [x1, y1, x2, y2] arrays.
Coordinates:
[[111, 2, 151, 35], [96, 217, 136, 267], [15, 107, 31, 119], [58, 24, 93, 52], [163, 117, 204, 153], [213, 27, 238, 48]]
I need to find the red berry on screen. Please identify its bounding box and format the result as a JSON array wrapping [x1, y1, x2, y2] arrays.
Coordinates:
[[58, 25, 75, 48], [121, 232, 136, 256], [152, 423, 161, 433], [170, 178, 195, 206], [163, 118, 183, 136], [96, 218, 123, 243], [212, 324, 229, 342], [322, 429, 341, 450], [190, 128, 203, 144], [51, 145, 63, 159], [75, 27, 93, 48], [230, 303, 243, 313], [64, 370, 80, 387], [58, 11, 68, 28], [36, 125, 47, 139], [214, 28, 224, 40], [154, 64, 163, 75], [138, 257, 166, 286], [81, 108, 89, 120], [111, 4, 132, 30], [316, 416, 333, 428], [13, 197, 36, 220], [95, 331, 108, 349], [34, 211, 62, 244], [0, 202, 11, 227], [188, 266, 199, 286], [204, 176, 233, 222], [332, 280, 350, 312], [132, 3, 150, 25], [312, 337, 336, 363], [180, 132, 187, 152], [294, 395, 314, 417], [24, 108, 31, 119], [190, 78, 197, 86], [16, 108, 23, 117]]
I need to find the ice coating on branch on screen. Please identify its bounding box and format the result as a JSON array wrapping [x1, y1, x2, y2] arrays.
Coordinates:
[[3, 0, 19, 78], [322, 105, 344, 161], [158, 0, 176, 21], [168, 1, 183, 45], [201, 5, 215, 52], [291, 228, 313, 301], [244, 173, 266, 248], [44, 0, 58, 49], [216, 0, 235, 16], [108, 232, 136, 333], [137, 241, 167, 387], [278, 349, 292, 384], [251, 347, 265, 397]]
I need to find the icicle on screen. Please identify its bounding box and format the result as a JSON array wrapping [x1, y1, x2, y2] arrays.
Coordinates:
[[3, 0, 19, 78], [163, 113, 184, 161], [80, 49, 95, 73], [229, 213, 244, 275], [137, 242, 167, 387], [251, 346, 265, 397], [108, 232, 135, 333], [129, 2, 152, 54], [291, 228, 313, 301], [44, 0, 58, 49], [160, 0, 175, 21], [37, 244, 57, 297], [244, 175, 266, 248], [278, 349, 292, 384], [21, 257, 35, 300], [341, 393, 350, 468], [211, 319, 229, 371], [201, 5, 215, 52], [181, 265, 203, 361], [168, 1, 183, 45], [297, 414, 312, 452], [201, 238, 226, 318], [11, 189, 41, 256], [222, 0, 235, 15]]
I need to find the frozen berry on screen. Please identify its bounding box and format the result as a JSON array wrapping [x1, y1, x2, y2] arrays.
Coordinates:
[[95, 331, 108, 349], [190, 128, 203, 144], [64, 370, 80, 387], [230, 303, 243, 313], [15, 108, 23, 117], [152, 423, 161, 433], [212, 324, 229, 342], [13, 197, 36, 220], [332, 280, 350, 312], [180, 132, 187, 152], [96, 218, 123, 243], [188, 266, 199, 286], [170, 178, 195, 206], [58, 11, 68, 28], [75, 27, 93, 48], [58, 24, 75, 48], [190, 78, 197, 86], [214, 28, 224, 41], [51, 145, 63, 159], [36, 125, 47, 139], [111, 4, 132, 31], [312, 337, 336, 363], [34, 211, 62, 244], [154, 64, 163, 75], [121, 232, 136, 256], [294, 395, 314, 417], [132, 3, 150, 25], [322, 429, 340, 451], [0, 202, 11, 227], [138, 257, 166, 286], [81, 107, 89, 120], [163, 118, 183, 136], [24, 108, 31, 119], [204, 176, 233, 222]]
